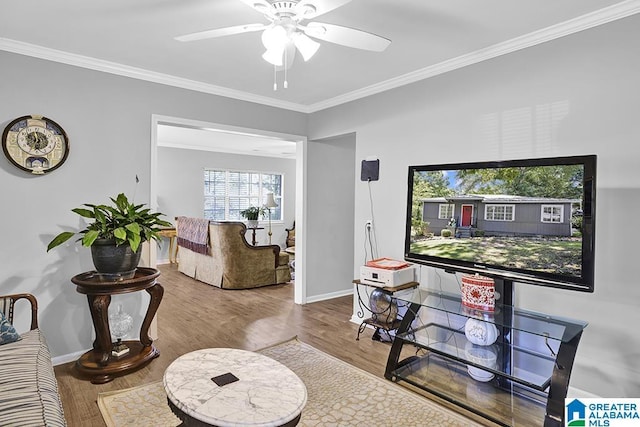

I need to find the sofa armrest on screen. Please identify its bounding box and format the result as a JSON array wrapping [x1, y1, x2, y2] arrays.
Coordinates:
[[0, 293, 38, 330], [238, 241, 282, 268]]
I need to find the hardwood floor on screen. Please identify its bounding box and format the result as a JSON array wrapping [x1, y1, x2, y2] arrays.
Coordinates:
[[54, 264, 396, 427]]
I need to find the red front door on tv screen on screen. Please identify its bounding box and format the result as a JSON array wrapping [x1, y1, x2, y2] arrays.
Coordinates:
[[462, 205, 473, 227]]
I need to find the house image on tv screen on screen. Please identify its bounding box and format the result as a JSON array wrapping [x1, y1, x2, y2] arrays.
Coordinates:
[[420, 194, 580, 238]]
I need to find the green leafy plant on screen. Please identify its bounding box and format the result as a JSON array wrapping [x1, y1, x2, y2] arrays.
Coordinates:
[[47, 193, 171, 253], [240, 206, 266, 221]]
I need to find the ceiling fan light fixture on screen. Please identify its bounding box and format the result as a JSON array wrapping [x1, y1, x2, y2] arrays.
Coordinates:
[[261, 25, 288, 51], [293, 32, 320, 61], [262, 47, 284, 66]]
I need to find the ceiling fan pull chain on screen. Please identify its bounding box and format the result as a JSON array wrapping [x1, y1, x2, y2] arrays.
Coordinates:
[[273, 64, 278, 91], [284, 49, 289, 89]]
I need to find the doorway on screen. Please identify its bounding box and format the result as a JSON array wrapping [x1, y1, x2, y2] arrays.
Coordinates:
[[149, 114, 308, 304]]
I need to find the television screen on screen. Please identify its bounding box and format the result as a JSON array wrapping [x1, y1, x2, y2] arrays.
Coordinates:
[[405, 155, 596, 292]]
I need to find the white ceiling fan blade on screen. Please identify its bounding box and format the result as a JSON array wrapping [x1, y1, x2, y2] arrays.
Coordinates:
[[304, 22, 391, 52], [295, 0, 352, 20], [175, 24, 266, 42], [237, 0, 276, 18]]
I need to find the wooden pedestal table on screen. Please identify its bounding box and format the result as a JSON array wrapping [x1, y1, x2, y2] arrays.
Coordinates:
[[71, 267, 164, 384]]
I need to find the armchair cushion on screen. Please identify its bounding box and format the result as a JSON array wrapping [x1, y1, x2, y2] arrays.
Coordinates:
[[0, 312, 20, 345], [278, 251, 290, 266]]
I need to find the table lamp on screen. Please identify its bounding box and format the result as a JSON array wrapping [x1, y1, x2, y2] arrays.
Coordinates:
[[264, 192, 278, 244]]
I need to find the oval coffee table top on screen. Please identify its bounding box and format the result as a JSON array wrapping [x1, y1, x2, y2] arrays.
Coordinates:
[[163, 348, 307, 427]]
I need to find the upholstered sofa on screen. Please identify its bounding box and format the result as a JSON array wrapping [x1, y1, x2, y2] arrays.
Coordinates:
[[0, 293, 67, 426], [177, 219, 291, 289]]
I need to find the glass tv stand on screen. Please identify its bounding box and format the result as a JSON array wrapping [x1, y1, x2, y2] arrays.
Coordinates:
[[384, 284, 587, 427]]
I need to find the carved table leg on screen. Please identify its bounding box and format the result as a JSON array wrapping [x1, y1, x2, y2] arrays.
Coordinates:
[[141, 282, 164, 346], [87, 294, 111, 366]]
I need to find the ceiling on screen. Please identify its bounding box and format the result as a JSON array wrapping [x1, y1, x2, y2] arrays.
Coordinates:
[[2, 0, 638, 114], [157, 124, 298, 159]]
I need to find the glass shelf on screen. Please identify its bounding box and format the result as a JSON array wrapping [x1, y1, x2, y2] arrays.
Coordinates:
[[393, 289, 587, 342], [392, 352, 547, 427], [397, 323, 556, 391], [385, 284, 587, 427]]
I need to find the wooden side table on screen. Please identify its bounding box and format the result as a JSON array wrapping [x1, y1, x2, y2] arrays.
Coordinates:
[[71, 267, 163, 384], [158, 227, 178, 263], [353, 280, 420, 342]]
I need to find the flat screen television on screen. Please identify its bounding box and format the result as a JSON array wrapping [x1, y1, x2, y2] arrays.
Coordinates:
[[405, 155, 596, 292]]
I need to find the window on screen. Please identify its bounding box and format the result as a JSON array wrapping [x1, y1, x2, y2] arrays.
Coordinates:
[[438, 204, 454, 219], [541, 205, 563, 223], [485, 204, 515, 221], [204, 169, 282, 221]]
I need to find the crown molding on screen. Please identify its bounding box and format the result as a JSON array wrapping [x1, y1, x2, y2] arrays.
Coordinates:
[[1, 1, 638, 115], [0, 38, 309, 113], [306, 0, 640, 112]]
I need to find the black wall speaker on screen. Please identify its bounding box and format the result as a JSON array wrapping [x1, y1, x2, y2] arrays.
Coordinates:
[[361, 159, 380, 181]]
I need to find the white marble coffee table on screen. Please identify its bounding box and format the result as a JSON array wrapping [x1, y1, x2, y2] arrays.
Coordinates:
[[163, 348, 307, 427]]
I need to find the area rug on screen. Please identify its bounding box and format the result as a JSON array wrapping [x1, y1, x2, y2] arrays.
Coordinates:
[[98, 337, 480, 427]]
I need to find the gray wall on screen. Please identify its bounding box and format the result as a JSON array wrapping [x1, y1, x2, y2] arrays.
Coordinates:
[[308, 15, 640, 397], [156, 146, 296, 258], [0, 50, 306, 359], [305, 133, 356, 300]]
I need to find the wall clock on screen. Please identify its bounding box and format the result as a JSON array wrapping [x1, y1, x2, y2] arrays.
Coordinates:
[[2, 115, 69, 175]]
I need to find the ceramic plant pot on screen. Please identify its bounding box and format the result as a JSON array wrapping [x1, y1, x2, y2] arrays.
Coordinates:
[[90, 239, 142, 280]]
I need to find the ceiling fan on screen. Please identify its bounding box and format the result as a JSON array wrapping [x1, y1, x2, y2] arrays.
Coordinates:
[[175, 0, 391, 69]]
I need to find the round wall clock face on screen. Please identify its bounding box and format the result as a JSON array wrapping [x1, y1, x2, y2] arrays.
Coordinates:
[[2, 115, 70, 175]]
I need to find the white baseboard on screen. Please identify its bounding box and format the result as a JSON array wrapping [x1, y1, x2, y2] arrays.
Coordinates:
[[52, 348, 90, 366], [567, 387, 601, 399], [305, 288, 353, 304], [350, 314, 365, 324]]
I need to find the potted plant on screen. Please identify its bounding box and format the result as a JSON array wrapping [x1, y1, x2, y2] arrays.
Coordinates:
[[47, 193, 171, 279], [240, 206, 266, 228]]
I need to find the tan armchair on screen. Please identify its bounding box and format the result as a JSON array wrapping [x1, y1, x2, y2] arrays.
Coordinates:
[[177, 219, 291, 289], [285, 221, 295, 250]]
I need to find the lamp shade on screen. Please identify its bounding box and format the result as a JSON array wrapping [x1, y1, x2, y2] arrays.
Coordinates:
[[262, 48, 284, 66], [261, 25, 288, 66], [293, 33, 320, 61], [265, 192, 278, 208], [261, 25, 287, 50]]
